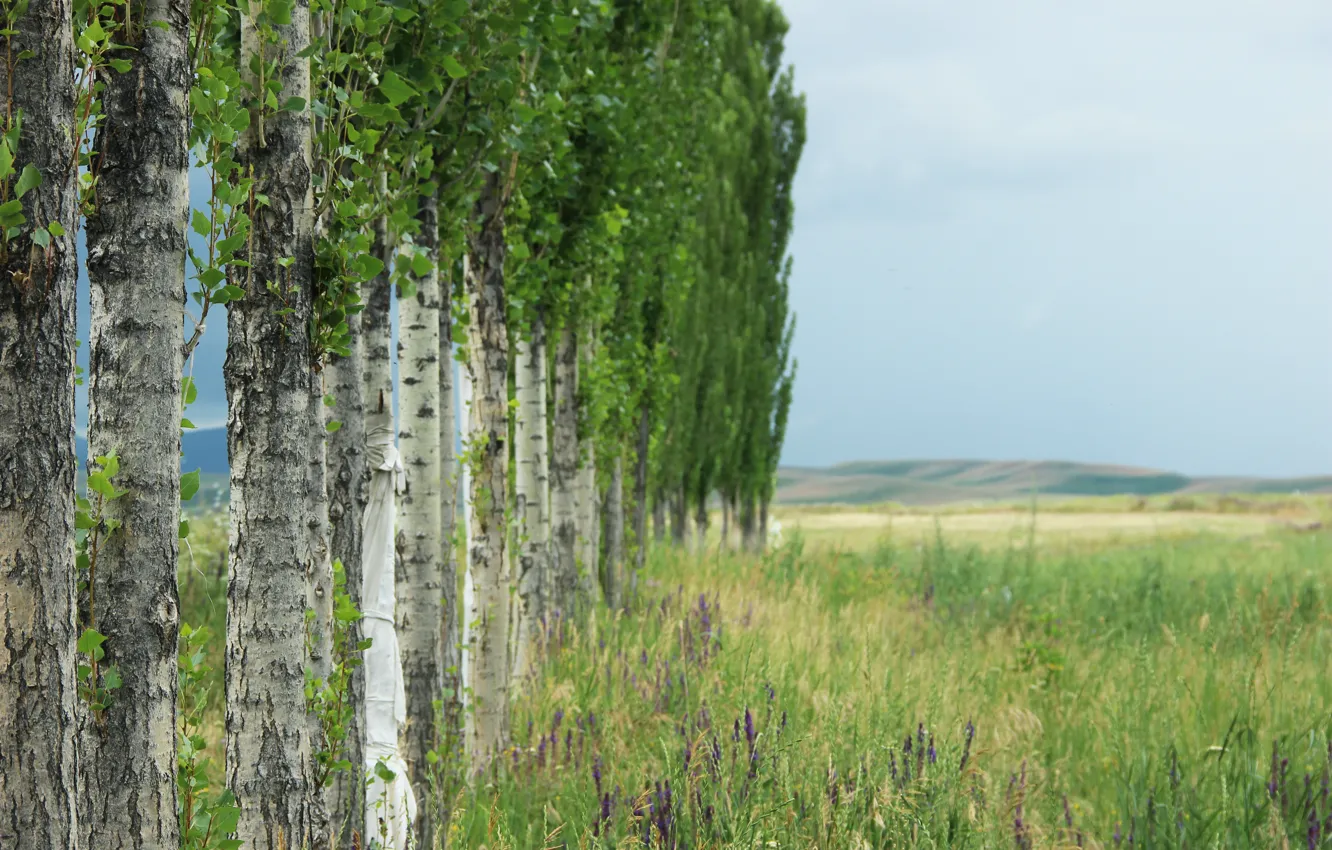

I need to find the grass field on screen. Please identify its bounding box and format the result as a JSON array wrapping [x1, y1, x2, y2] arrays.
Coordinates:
[[178, 497, 1332, 848]]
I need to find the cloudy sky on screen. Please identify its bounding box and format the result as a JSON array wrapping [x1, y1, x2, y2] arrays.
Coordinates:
[[777, 0, 1332, 476], [76, 1, 1331, 477]]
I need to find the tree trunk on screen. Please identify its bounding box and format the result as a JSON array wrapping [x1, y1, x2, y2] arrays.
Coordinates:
[[549, 325, 579, 618], [361, 216, 393, 428], [671, 487, 687, 547], [396, 195, 443, 847], [225, 7, 316, 848], [577, 443, 600, 608], [512, 313, 550, 683], [576, 324, 602, 610], [78, 4, 188, 848], [720, 497, 731, 552], [464, 171, 511, 762], [325, 296, 365, 848], [739, 495, 758, 552], [631, 404, 650, 600], [652, 492, 666, 546], [437, 259, 461, 759], [694, 499, 709, 552], [457, 321, 475, 748], [759, 498, 771, 553], [307, 377, 335, 850], [602, 453, 626, 610], [0, 2, 81, 847]]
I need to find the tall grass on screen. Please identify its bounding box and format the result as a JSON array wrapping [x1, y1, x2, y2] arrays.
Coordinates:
[[178, 513, 1332, 848]]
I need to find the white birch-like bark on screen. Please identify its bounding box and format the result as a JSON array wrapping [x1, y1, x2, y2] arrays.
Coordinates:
[[308, 375, 335, 850], [79, 3, 189, 847], [437, 270, 461, 754], [225, 6, 318, 848], [463, 172, 511, 762], [576, 326, 602, 607], [549, 326, 580, 617], [458, 331, 474, 726], [577, 449, 600, 605], [395, 197, 443, 847], [512, 314, 550, 682], [0, 2, 81, 846]]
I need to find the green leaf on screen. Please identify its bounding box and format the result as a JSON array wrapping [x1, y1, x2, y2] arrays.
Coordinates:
[[553, 15, 576, 35], [102, 665, 123, 690], [180, 469, 200, 502], [14, 164, 42, 199], [410, 252, 432, 278], [191, 209, 211, 237], [326, 420, 342, 433], [47, 220, 65, 237], [77, 628, 107, 655], [378, 70, 417, 107], [179, 519, 190, 538], [87, 471, 117, 499], [282, 96, 306, 112], [0, 142, 13, 181], [181, 417, 195, 429], [182, 376, 198, 405], [30, 226, 49, 248], [441, 56, 466, 80]]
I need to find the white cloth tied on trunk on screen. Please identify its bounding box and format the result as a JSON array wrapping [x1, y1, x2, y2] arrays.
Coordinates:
[[361, 422, 416, 848]]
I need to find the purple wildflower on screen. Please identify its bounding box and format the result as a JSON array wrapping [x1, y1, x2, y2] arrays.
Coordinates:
[[744, 707, 756, 749], [960, 720, 976, 773]]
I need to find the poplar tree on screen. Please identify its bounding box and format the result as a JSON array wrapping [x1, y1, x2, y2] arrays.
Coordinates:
[[80, 3, 190, 846], [0, 2, 82, 847]]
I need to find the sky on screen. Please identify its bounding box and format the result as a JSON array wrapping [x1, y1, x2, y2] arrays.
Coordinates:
[[77, 1, 1332, 477], [776, 0, 1332, 476]]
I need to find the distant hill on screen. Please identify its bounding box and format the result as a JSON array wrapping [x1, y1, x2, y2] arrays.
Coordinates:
[[76, 427, 229, 475], [775, 459, 1332, 505]]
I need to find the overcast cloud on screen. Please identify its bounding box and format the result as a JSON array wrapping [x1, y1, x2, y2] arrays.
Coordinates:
[[777, 0, 1332, 476], [73, 2, 1330, 476]]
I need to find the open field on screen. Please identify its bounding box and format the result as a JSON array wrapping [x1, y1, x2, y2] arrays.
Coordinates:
[[175, 496, 1332, 847], [770, 495, 1331, 553]]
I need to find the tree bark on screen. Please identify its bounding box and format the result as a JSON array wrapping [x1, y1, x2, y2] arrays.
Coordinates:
[[396, 195, 443, 847], [361, 216, 393, 427], [576, 325, 601, 609], [307, 377, 335, 850], [631, 403, 651, 596], [549, 326, 579, 618], [652, 492, 666, 546], [437, 258, 461, 755], [457, 328, 475, 744], [79, 3, 189, 847], [694, 499, 710, 552], [464, 171, 511, 762], [325, 299, 365, 848], [511, 313, 550, 683], [0, 2, 81, 847], [720, 497, 730, 552], [224, 7, 317, 848], [739, 495, 758, 552], [671, 487, 687, 547], [602, 453, 625, 610]]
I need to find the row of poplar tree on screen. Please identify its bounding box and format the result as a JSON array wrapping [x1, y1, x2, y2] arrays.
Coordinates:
[[0, 0, 804, 848]]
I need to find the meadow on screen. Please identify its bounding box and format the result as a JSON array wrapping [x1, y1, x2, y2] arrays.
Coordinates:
[[179, 498, 1332, 848]]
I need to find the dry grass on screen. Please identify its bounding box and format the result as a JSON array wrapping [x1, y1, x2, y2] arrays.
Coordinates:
[[764, 494, 1330, 553]]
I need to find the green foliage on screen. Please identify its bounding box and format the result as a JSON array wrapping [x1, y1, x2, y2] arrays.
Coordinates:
[[75, 451, 129, 718], [178, 623, 242, 850], [307, 560, 369, 789]]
